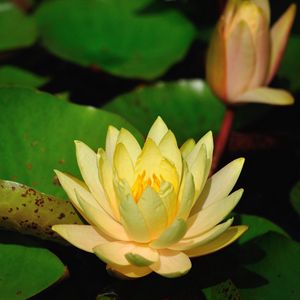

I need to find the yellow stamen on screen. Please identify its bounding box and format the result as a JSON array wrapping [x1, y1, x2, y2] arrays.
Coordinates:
[[131, 171, 162, 202]]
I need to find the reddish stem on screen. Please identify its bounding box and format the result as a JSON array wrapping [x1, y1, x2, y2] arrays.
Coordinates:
[[211, 107, 235, 174], [12, 0, 31, 11]]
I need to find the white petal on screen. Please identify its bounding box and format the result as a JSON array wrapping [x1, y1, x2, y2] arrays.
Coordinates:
[[138, 186, 168, 239], [105, 125, 119, 164], [180, 138, 196, 159], [159, 181, 177, 226], [75, 141, 114, 217], [107, 264, 152, 278], [93, 241, 159, 267], [185, 225, 248, 257], [98, 149, 120, 220], [177, 171, 195, 220], [147, 116, 169, 145], [191, 157, 244, 215], [116, 180, 151, 243], [159, 130, 182, 179], [113, 143, 135, 186], [150, 218, 187, 249], [52, 225, 112, 253], [169, 218, 233, 251], [150, 249, 191, 278], [184, 189, 243, 239], [116, 128, 141, 163], [54, 170, 99, 212], [76, 191, 130, 241]]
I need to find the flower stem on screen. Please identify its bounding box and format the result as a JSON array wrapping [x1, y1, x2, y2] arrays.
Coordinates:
[[211, 107, 235, 174]]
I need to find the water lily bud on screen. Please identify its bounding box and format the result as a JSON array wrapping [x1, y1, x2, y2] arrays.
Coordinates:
[[206, 0, 296, 105], [52, 117, 247, 278]]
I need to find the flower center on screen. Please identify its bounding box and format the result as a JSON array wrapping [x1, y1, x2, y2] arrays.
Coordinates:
[[131, 170, 161, 202]]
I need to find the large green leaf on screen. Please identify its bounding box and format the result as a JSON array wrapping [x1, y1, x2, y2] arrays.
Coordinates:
[[0, 2, 37, 51], [0, 66, 48, 88], [0, 180, 83, 242], [237, 214, 288, 244], [104, 80, 225, 144], [34, 0, 196, 79], [0, 87, 143, 199], [277, 35, 300, 92], [238, 232, 300, 299], [0, 231, 65, 300], [290, 180, 300, 216]]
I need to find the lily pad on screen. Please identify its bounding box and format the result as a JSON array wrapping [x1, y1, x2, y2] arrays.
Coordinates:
[[0, 87, 143, 199], [0, 66, 48, 88], [238, 232, 300, 299], [104, 80, 225, 144], [34, 0, 196, 79], [0, 179, 83, 242], [0, 231, 65, 300], [0, 2, 37, 51], [277, 35, 300, 92], [236, 214, 288, 244], [290, 180, 300, 216]]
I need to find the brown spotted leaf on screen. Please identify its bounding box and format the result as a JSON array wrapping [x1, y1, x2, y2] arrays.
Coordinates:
[[0, 179, 83, 243]]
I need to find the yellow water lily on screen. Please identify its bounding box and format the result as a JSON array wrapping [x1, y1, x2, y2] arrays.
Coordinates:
[[52, 117, 247, 278], [206, 0, 296, 105]]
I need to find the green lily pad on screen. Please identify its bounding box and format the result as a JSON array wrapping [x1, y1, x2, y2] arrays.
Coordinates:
[[277, 35, 300, 92], [290, 180, 300, 216], [0, 2, 37, 51], [104, 80, 225, 144], [238, 232, 300, 299], [0, 179, 83, 242], [0, 87, 143, 199], [34, 0, 196, 79], [0, 66, 48, 88], [0, 231, 65, 300], [237, 214, 288, 244]]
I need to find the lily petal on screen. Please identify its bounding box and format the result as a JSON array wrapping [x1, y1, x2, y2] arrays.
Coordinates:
[[180, 138, 195, 159], [117, 183, 151, 243], [52, 225, 112, 253], [125, 245, 159, 267], [150, 218, 187, 249], [116, 128, 141, 163], [247, 7, 270, 89], [138, 186, 168, 239], [159, 130, 182, 179], [185, 189, 243, 239], [150, 249, 191, 278], [105, 126, 119, 164], [75, 141, 114, 217], [188, 144, 207, 202], [54, 170, 99, 212], [267, 4, 296, 84], [185, 131, 213, 190], [94, 241, 159, 267], [75, 191, 130, 241], [177, 171, 195, 220], [169, 218, 233, 251], [206, 19, 227, 100], [107, 264, 152, 278], [226, 20, 256, 100], [159, 181, 177, 225], [191, 157, 244, 214], [134, 138, 163, 177], [113, 143, 135, 186], [235, 87, 294, 105], [253, 0, 270, 24], [98, 149, 120, 220], [185, 225, 248, 257], [93, 241, 132, 266], [147, 116, 169, 145]]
